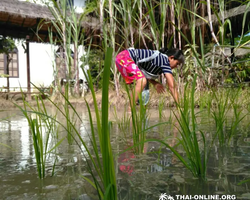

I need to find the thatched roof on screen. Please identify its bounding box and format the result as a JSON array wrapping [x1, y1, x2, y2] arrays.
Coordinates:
[[0, 0, 100, 43]]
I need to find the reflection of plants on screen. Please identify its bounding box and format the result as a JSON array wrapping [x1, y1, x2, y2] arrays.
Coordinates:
[[0, 113, 14, 149]]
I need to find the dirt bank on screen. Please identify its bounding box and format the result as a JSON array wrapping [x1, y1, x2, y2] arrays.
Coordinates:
[[0, 88, 175, 110]]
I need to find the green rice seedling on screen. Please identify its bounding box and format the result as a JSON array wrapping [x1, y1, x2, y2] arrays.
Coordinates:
[[82, 47, 117, 200], [205, 90, 213, 116], [224, 88, 246, 145], [210, 89, 230, 146], [158, 96, 165, 121], [14, 94, 64, 179], [147, 74, 208, 180], [40, 1, 118, 194], [210, 88, 244, 146], [125, 83, 149, 155], [112, 106, 132, 143], [227, 102, 247, 145], [121, 81, 174, 155], [174, 75, 208, 179], [21, 48, 118, 199]]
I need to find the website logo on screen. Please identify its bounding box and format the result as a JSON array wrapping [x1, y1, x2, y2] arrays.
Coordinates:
[[159, 193, 175, 200]]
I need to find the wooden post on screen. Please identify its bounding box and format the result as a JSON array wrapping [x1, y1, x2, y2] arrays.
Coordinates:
[[26, 35, 31, 100]]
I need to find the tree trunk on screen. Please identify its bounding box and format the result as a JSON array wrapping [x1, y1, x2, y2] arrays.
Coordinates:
[[170, 0, 176, 48], [74, 43, 79, 96], [6, 54, 10, 95]]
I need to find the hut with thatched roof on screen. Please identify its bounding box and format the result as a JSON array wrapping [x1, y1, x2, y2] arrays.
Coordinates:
[[0, 0, 98, 98], [0, 0, 99, 42]]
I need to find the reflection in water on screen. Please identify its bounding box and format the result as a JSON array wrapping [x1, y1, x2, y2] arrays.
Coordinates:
[[20, 120, 31, 168], [0, 110, 96, 200], [0, 109, 250, 200], [147, 153, 172, 173]]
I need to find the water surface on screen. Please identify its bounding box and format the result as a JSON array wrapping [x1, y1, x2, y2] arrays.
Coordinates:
[[0, 109, 250, 200]]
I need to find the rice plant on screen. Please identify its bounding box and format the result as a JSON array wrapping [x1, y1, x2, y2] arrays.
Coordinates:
[[15, 48, 117, 199], [82, 47, 117, 200], [147, 74, 208, 180], [211, 88, 247, 146], [174, 74, 208, 179], [125, 84, 149, 155], [112, 106, 132, 143], [158, 96, 165, 121], [14, 94, 63, 179], [64, 84, 76, 144]]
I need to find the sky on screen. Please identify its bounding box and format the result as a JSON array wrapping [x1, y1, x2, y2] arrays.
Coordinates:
[[19, 0, 85, 13]]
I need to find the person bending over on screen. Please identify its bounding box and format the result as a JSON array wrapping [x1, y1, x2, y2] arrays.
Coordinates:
[[115, 47, 185, 109]]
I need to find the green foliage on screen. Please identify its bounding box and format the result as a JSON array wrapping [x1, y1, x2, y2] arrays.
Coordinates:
[[174, 74, 208, 179], [0, 36, 16, 54], [42, 0, 85, 96], [83, 47, 117, 199], [235, 32, 250, 45], [81, 49, 105, 89]]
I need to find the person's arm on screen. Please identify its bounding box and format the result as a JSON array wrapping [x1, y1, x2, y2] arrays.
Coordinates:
[[148, 79, 165, 94], [164, 73, 179, 103]]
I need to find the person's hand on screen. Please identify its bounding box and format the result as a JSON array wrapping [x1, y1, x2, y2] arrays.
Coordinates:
[[154, 83, 165, 94]]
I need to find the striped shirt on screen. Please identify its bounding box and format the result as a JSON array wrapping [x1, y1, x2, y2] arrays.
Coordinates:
[[127, 49, 172, 78]]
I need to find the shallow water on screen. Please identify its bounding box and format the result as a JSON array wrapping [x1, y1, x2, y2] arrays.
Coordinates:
[[0, 108, 250, 200]]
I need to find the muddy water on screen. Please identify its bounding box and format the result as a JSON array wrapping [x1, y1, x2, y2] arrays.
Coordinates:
[[0, 109, 250, 200]]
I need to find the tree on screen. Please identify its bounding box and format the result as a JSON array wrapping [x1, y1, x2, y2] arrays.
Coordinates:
[[0, 36, 16, 94]]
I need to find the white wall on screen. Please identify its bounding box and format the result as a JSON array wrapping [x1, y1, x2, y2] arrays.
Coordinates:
[[0, 42, 55, 92], [0, 42, 87, 92], [29, 43, 55, 88]]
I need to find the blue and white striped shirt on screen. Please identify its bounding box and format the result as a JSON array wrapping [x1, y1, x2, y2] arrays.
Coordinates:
[[127, 49, 172, 77]]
